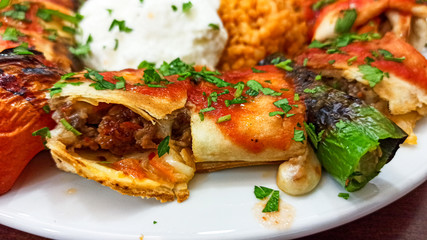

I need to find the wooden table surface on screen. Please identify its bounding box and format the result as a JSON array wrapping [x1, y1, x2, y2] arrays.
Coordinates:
[[1, 181, 426, 240]]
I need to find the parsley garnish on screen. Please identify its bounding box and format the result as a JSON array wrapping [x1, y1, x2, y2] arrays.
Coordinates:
[[275, 59, 293, 72], [254, 186, 280, 212], [273, 98, 292, 113], [338, 192, 350, 200], [158, 136, 170, 157], [85, 68, 116, 90], [42, 105, 51, 114], [62, 26, 76, 34], [109, 19, 133, 33], [179, 67, 230, 88], [263, 190, 280, 212], [304, 122, 324, 149], [208, 23, 219, 30], [13, 43, 33, 55], [200, 106, 215, 113], [312, 0, 336, 11], [37, 9, 83, 24], [315, 74, 322, 81], [270, 57, 282, 65], [303, 58, 308, 67], [182, 1, 192, 13], [2, 3, 29, 21], [378, 49, 405, 62], [347, 56, 357, 66], [0, 0, 11, 9], [114, 76, 126, 90], [292, 129, 305, 142], [142, 68, 170, 87], [69, 34, 92, 56], [2, 27, 24, 41], [32, 127, 51, 138], [254, 186, 274, 199], [171, 5, 177, 11], [48, 81, 83, 97], [60, 119, 82, 136], [225, 97, 247, 107], [335, 9, 357, 34], [217, 114, 231, 123], [358, 64, 384, 87], [246, 80, 281, 97], [251, 67, 266, 73], [114, 39, 119, 50], [159, 58, 194, 76], [138, 60, 155, 69]]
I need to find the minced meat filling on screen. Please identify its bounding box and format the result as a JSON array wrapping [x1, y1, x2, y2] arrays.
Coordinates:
[[54, 101, 191, 156]]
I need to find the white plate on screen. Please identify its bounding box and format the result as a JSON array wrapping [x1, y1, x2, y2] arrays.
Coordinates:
[[1, 63, 427, 240], [0, 114, 426, 240]]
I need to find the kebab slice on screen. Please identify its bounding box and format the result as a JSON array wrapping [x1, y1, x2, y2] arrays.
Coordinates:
[[296, 32, 427, 144], [46, 69, 195, 202]]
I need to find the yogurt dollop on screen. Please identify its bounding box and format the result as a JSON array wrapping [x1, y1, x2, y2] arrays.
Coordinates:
[[77, 0, 227, 71]]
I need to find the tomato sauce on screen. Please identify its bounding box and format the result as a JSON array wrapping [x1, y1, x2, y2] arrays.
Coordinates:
[[187, 66, 305, 153]]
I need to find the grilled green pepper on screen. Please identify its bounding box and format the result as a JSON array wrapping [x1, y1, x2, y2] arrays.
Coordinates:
[[260, 55, 408, 191]]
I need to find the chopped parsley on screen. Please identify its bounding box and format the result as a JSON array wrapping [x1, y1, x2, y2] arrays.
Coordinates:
[[292, 129, 305, 142], [171, 5, 177, 11], [269, 111, 286, 117], [315, 74, 322, 81], [158, 136, 170, 157], [217, 114, 231, 123], [312, 0, 336, 11], [309, 32, 381, 51], [2, 3, 29, 21], [233, 82, 245, 98], [153, 221, 157, 224], [275, 59, 293, 72], [273, 98, 293, 113], [113, 76, 126, 90], [109, 19, 133, 33], [254, 186, 274, 199], [304, 122, 324, 149], [347, 56, 357, 66], [178, 67, 230, 88], [338, 192, 350, 200], [48, 81, 83, 97], [303, 58, 308, 67], [37, 8, 83, 24], [251, 67, 266, 73], [32, 127, 51, 139], [225, 97, 247, 107], [378, 49, 405, 62], [335, 9, 357, 34], [62, 26, 76, 34], [270, 57, 282, 65], [85, 68, 116, 90], [182, 1, 192, 13], [208, 23, 219, 30], [294, 93, 300, 101], [246, 80, 281, 97], [60, 118, 82, 136], [328, 59, 335, 64], [138, 60, 156, 69], [69, 34, 92, 56], [200, 106, 215, 113], [13, 43, 33, 55], [42, 105, 51, 114], [358, 64, 384, 87], [142, 68, 170, 87], [61, 72, 78, 80], [254, 186, 280, 212], [159, 58, 194, 76], [2, 27, 24, 41], [263, 190, 280, 212], [106, 9, 113, 15], [114, 39, 119, 50], [0, 0, 11, 9]]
